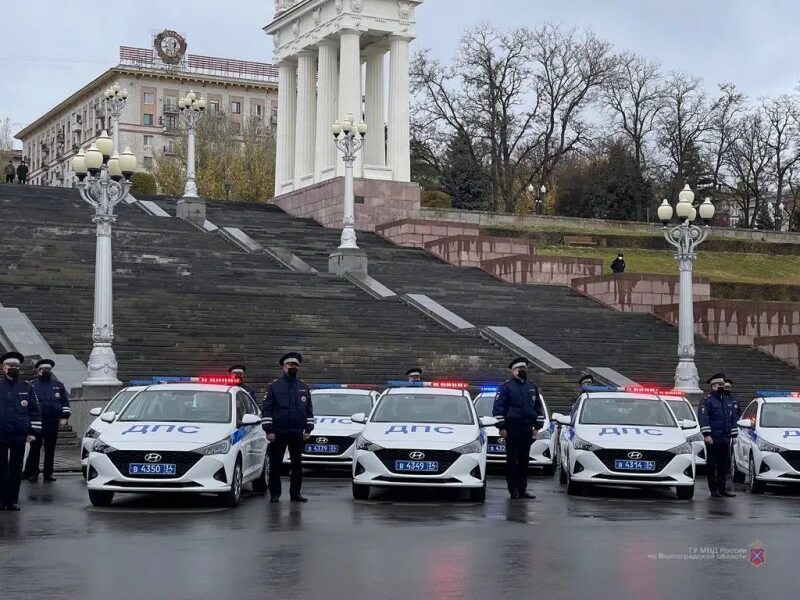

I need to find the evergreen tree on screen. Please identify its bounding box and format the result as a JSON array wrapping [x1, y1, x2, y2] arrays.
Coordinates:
[[441, 131, 488, 210]]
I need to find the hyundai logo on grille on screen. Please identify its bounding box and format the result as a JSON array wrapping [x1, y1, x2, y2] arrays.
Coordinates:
[[497, 438, 506, 444], [409, 451, 425, 460], [144, 453, 162, 463], [627, 451, 643, 460], [316, 437, 328, 444]]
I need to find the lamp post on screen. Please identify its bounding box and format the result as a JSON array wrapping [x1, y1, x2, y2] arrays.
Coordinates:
[[538, 184, 547, 215], [178, 90, 206, 199], [332, 112, 367, 249], [103, 83, 128, 155], [71, 131, 137, 387], [658, 185, 715, 395], [776, 201, 786, 231]]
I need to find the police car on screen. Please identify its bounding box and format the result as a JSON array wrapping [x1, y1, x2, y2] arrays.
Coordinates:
[[351, 381, 494, 502], [732, 390, 800, 494], [81, 386, 146, 477], [285, 385, 378, 468], [473, 387, 556, 475], [86, 376, 268, 508], [553, 386, 697, 499], [664, 396, 706, 469]]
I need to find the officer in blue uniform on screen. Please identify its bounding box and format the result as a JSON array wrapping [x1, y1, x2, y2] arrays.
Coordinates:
[[262, 352, 314, 503], [23, 359, 70, 483], [0, 352, 42, 510], [406, 368, 422, 383], [698, 373, 739, 498], [492, 357, 545, 499], [229, 364, 257, 403]]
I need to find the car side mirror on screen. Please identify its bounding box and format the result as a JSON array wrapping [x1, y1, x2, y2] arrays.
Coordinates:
[[479, 416, 498, 428], [737, 418, 752, 429], [89, 407, 103, 417], [100, 411, 116, 424], [555, 414, 571, 426], [241, 414, 260, 426], [351, 412, 367, 424], [679, 419, 697, 430]]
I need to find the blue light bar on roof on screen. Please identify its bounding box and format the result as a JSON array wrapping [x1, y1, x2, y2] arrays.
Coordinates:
[[584, 385, 618, 392], [479, 385, 500, 393], [311, 383, 377, 390], [757, 390, 800, 398]]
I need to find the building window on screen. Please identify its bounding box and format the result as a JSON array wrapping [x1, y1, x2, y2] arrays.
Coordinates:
[[209, 100, 220, 113], [165, 115, 178, 131], [232, 122, 241, 132], [143, 135, 154, 149], [253, 103, 264, 117], [144, 92, 155, 105], [143, 156, 154, 170], [231, 101, 241, 114], [143, 113, 154, 126]]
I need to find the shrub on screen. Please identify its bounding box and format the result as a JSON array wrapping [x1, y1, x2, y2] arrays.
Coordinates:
[[130, 172, 158, 196], [421, 190, 452, 209]]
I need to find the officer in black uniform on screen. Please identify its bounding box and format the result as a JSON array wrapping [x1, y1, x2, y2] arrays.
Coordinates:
[[23, 359, 70, 482], [406, 368, 422, 383], [229, 364, 257, 403], [698, 373, 739, 498], [492, 357, 545, 499], [0, 352, 42, 510], [578, 374, 594, 392], [262, 352, 314, 503]]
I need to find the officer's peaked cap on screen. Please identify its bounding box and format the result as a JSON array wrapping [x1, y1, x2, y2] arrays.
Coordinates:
[[406, 368, 422, 376], [1, 351, 24, 366], [35, 359, 55, 369], [707, 373, 726, 385], [280, 352, 303, 366], [229, 364, 246, 373], [579, 374, 594, 384], [509, 357, 528, 370]]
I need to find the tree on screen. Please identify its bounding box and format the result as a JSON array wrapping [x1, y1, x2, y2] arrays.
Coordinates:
[[762, 95, 800, 228], [728, 111, 773, 228], [0, 118, 14, 152], [440, 130, 488, 210], [706, 83, 745, 198]]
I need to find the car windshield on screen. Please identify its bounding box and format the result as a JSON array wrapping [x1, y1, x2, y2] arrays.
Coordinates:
[[666, 399, 695, 421], [118, 390, 231, 423], [312, 393, 373, 416], [371, 394, 475, 425], [580, 396, 676, 427], [106, 390, 139, 414], [474, 395, 494, 417], [760, 403, 800, 428]]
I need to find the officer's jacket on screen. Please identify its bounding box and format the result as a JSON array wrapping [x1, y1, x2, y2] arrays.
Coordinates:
[[32, 377, 70, 423], [698, 391, 739, 440], [261, 374, 314, 434], [0, 376, 42, 441], [240, 383, 257, 403], [492, 378, 546, 429]]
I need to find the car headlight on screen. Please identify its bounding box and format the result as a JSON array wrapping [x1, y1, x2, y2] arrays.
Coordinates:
[[686, 432, 704, 443], [356, 436, 384, 452], [84, 428, 100, 439], [758, 439, 786, 453], [91, 440, 116, 454], [195, 439, 231, 456], [535, 428, 552, 441], [452, 437, 483, 454], [573, 436, 601, 452], [667, 442, 693, 455]]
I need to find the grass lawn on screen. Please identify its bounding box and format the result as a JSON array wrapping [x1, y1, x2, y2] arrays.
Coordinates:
[[534, 245, 800, 285]]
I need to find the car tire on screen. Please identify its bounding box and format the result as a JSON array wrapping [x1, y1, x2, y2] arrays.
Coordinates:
[[81, 466, 88, 479], [252, 455, 268, 494], [88, 490, 114, 507], [676, 485, 694, 500], [541, 463, 555, 477], [731, 454, 746, 484], [470, 483, 487, 503], [749, 454, 765, 494], [566, 473, 583, 496], [221, 458, 243, 508], [559, 460, 568, 485], [352, 482, 370, 500]]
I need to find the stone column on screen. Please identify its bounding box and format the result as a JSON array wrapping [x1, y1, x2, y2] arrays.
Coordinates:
[[387, 35, 411, 182], [337, 29, 363, 177], [315, 39, 339, 182], [294, 52, 317, 188], [275, 61, 297, 195], [364, 48, 386, 168]]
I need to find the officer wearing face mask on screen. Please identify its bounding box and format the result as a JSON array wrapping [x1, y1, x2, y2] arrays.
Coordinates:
[[493, 357, 545, 499], [262, 352, 314, 503], [0, 352, 42, 510], [698, 373, 739, 498], [229, 364, 257, 403], [23, 359, 70, 483]]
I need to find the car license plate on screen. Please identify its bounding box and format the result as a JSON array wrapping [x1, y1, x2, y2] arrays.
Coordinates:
[[128, 463, 177, 475], [488, 444, 506, 454], [305, 444, 339, 454], [613, 459, 656, 471], [395, 460, 439, 472]]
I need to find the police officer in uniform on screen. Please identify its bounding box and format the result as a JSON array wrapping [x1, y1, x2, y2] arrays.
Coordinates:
[[0, 352, 42, 510], [698, 373, 739, 498], [406, 368, 422, 383], [23, 359, 70, 482], [492, 357, 545, 499], [229, 365, 257, 403], [578, 374, 594, 392], [262, 352, 314, 503]]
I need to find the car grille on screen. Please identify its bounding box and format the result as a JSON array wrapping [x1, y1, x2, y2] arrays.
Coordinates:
[[780, 450, 800, 471], [107, 450, 203, 479], [592, 449, 675, 473], [487, 436, 505, 455], [304, 436, 355, 455], [374, 449, 460, 475]]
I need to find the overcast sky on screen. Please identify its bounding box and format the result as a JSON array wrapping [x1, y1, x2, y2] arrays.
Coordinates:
[[1, 0, 797, 147]]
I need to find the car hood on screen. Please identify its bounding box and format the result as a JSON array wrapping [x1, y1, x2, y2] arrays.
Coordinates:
[[362, 422, 478, 447], [98, 422, 232, 448], [311, 416, 364, 436], [753, 427, 800, 448], [576, 424, 686, 448]]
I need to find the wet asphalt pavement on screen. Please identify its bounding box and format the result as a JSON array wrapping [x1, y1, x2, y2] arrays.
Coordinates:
[[1, 471, 795, 600]]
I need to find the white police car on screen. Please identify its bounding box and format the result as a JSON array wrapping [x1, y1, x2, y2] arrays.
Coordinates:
[[285, 385, 378, 468], [81, 386, 146, 477], [664, 396, 706, 469], [732, 390, 800, 494], [553, 386, 697, 499], [351, 382, 494, 502], [86, 377, 268, 508], [473, 387, 556, 475]]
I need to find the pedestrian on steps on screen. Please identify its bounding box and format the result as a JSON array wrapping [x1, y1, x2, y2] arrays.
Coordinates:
[[4, 161, 16, 183], [610, 253, 626, 273], [23, 359, 70, 483], [16, 162, 28, 185]]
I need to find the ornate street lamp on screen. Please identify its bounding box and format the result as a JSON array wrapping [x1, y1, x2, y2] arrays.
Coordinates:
[[332, 112, 367, 249], [103, 83, 128, 155], [658, 185, 715, 394], [179, 90, 206, 200], [72, 131, 137, 387]]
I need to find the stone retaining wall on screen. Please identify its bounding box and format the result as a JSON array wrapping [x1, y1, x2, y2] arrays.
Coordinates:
[[481, 255, 603, 285], [571, 274, 711, 313], [754, 335, 800, 367], [375, 219, 479, 247], [424, 235, 536, 267]]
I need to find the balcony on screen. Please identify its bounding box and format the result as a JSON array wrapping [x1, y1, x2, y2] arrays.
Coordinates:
[[163, 144, 176, 155], [164, 102, 179, 114]]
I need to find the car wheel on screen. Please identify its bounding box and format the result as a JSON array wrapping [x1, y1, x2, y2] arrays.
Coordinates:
[[352, 482, 370, 500], [676, 485, 694, 500], [470, 483, 487, 503], [731, 454, 745, 484], [559, 460, 568, 485], [252, 455, 268, 494], [88, 490, 114, 507], [81, 466, 88, 479], [221, 458, 243, 507], [566, 472, 583, 496], [749, 454, 765, 494]]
